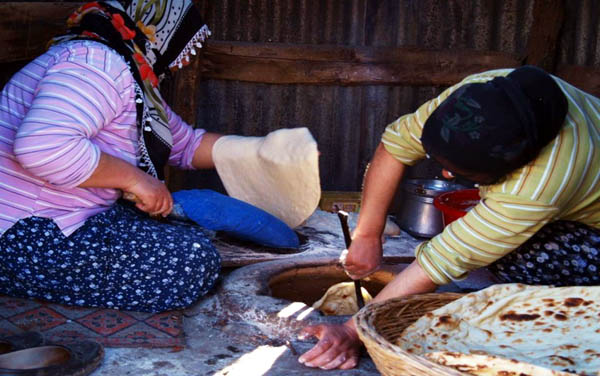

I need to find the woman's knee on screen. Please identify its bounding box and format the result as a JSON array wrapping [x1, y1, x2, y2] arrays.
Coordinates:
[[186, 239, 221, 284], [160, 238, 221, 307]]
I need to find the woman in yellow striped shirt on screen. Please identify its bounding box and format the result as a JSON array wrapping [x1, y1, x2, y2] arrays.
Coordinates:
[[298, 65, 600, 370]]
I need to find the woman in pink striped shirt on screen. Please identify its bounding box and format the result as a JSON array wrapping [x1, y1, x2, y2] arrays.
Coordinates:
[[0, 1, 222, 312]]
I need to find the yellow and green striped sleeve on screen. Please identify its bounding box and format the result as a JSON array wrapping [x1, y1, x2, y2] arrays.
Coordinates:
[[416, 193, 559, 285], [381, 92, 447, 165]]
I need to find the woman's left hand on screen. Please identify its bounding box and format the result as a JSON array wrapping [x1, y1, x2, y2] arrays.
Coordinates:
[[298, 321, 361, 370]]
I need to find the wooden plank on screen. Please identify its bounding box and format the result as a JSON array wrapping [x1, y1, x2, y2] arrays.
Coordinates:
[[0, 2, 84, 63], [555, 64, 600, 97], [200, 41, 521, 86], [523, 0, 566, 72]]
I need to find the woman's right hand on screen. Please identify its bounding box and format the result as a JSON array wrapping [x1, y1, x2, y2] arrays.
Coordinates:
[[123, 172, 173, 217], [343, 234, 383, 280], [76, 152, 172, 217]]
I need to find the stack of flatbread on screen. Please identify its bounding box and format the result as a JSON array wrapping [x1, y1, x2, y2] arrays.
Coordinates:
[[398, 284, 600, 376]]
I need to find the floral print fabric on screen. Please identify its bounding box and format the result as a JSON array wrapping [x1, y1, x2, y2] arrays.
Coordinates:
[[0, 202, 220, 313], [489, 221, 600, 286]]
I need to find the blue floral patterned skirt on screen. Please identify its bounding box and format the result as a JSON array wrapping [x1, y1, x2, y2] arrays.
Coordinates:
[[488, 220, 600, 286], [0, 202, 221, 313]]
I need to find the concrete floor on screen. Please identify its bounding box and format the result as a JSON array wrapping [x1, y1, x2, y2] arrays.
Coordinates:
[[97, 295, 382, 376], [88, 211, 496, 375], [96, 275, 495, 376]]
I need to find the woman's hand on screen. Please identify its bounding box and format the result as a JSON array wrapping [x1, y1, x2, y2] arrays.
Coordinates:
[[123, 172, 173, 217], [343, 234, 383, 280], [298, 321, 361, 370], [78, 152, 172, 217]]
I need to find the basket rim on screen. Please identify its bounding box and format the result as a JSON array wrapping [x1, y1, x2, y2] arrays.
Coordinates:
[[354, 292, 467, 376]]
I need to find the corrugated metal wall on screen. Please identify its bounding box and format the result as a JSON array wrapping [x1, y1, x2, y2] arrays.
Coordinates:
[[0, 1, 597, 192], [559, 0, 600, 66], [169, 0, 597, 191]]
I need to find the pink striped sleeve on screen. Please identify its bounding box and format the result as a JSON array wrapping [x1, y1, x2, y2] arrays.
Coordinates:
[[166, 104, 206, 170], [13, 61, 123, 188]]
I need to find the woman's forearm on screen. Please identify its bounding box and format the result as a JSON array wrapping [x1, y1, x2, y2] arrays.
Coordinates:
[[191, 132, 223, 169], [344, 260, 437, 330], [79, 152, 173, 216], [342, 143, 409, 279], [372, 260, 438, 303], [354, 143, 407, 238], [77, 152, 142, 190]]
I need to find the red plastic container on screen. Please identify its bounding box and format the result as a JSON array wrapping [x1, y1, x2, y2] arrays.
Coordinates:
[[433, 189, 480, 227]]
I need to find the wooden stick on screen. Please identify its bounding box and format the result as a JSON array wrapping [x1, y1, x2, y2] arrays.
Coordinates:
[[337, 210, 365, 309]]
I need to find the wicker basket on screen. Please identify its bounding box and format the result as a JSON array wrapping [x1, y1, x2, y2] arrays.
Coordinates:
[[355, 292, 469, 376]]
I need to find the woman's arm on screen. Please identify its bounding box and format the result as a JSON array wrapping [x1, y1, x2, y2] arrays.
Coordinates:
[[13, 53, 173, 217], [163, 104, 223, 170], [191, 132, 223, 169], [299, 260, 437, 370], [343, 142, 407, 279], [78, 152, 173, 216], [298, 143, 429, 370]]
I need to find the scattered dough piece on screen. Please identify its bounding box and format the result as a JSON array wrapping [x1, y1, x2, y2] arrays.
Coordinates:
[[383, 217, 401, 236]]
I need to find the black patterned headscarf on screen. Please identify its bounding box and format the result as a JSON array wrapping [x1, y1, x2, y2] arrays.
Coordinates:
[[51, 1, 211, 180], [421, 65, 568, 185]]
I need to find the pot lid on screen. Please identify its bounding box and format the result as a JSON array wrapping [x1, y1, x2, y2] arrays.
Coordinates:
[[401, 179, 467, 197]]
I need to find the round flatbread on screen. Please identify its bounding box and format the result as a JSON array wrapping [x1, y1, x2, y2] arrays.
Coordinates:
[[398, 283, 600, 375], [425, 351, 578, 376]]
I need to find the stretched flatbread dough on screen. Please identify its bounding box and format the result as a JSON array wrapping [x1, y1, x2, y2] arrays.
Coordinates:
[[312, 282, 373, 316], [399, 284, 600, 375], [212, 128, 320, 228]]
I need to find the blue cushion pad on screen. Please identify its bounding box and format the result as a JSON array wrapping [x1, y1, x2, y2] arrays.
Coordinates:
[[172, 189, 299, 249]]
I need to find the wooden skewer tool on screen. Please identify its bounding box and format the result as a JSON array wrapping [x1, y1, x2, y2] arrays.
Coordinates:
[[337, 210, 365, 309]]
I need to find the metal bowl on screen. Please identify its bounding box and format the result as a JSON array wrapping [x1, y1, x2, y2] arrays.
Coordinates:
[[395, 179, 467, 238]]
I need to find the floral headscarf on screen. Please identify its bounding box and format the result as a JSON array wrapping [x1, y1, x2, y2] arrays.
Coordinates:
[[52, 1, 211, 180], [107, 0, 211, 74]]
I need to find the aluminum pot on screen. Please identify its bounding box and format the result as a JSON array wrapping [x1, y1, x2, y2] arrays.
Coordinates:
[[395, 179, 467, 238]]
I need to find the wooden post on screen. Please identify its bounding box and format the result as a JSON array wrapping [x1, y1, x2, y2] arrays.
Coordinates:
[[523, 0, 566, 72], [164, 57, 202, 190]]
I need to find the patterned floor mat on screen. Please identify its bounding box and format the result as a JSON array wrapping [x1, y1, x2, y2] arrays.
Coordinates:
[[0, 295, 184, 348]]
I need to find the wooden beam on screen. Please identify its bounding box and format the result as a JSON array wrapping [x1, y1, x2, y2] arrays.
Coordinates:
[[0, 2, 83, 63], [200, 41, 521, 86], [3, 2, 596, 96], [524, 0, 566, 72]]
